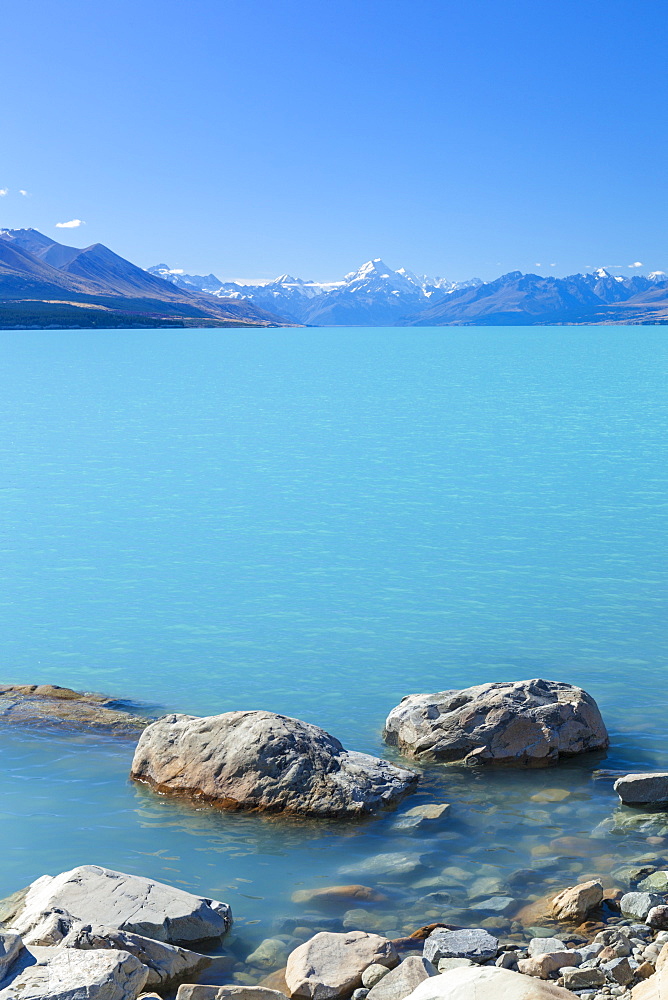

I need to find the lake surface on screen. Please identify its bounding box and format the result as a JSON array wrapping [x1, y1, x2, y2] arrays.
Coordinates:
[[0, 326, 666, 989]]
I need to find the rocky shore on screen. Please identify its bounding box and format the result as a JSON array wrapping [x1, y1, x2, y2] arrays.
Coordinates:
[[2, 677, 668, 999]]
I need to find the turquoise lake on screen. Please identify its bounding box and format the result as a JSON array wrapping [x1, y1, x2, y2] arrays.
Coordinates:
[[0, 326, 666, 988]]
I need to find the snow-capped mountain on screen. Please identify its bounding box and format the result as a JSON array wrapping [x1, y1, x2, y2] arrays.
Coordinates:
[[148, 258, 481, 325]]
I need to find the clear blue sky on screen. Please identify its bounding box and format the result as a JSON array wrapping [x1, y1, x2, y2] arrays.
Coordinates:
[[1, 0, 666, 282]]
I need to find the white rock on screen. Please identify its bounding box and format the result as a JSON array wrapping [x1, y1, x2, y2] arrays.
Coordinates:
[[285, 931, 399, 1000], [0, 947, 148, 1000], [403, 965, 580, 1000], [0, 933, 21, 979], [61, 921, 211, 987], [8, 866, 231, 945]]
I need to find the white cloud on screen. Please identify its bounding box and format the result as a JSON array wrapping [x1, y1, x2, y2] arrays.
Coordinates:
[[534, 262, 542, 267], [19, 189, 28, 196], [55, 219, 85, 228], [0, 188, 7, 197], [628, 261, 643, 268]]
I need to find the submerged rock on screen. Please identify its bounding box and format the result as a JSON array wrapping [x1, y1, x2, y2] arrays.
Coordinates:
[[338, 854, 425, 880], [0, 683, 149, 736], [8, 865, 231, 945], [383, 679, 608, 766], [291, 887, 388, 909], [285, 931, 399, 1000], [130, 711, 418, 818], [615, 774, 668, 808]]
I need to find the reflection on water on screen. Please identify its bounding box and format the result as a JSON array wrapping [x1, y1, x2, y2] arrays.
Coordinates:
[[0, 327, 667, 992]]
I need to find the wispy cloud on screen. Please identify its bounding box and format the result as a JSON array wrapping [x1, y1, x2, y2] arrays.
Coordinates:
[[19, 189, 28, 196], [55, 219, 85, 228], [0, 188, 7, 197], [628, 261, 643, 268]]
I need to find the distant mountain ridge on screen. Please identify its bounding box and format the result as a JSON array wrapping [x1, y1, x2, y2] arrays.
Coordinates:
[[149, 258, 481, 326], [149, 258, 668, 326], [0, 229, 289, 328]]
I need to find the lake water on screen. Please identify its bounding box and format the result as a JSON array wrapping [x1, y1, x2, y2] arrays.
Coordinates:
[[0, 326, 666, 990]]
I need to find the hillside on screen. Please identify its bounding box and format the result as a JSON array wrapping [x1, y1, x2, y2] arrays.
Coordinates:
[[0, 230, 290, 328]]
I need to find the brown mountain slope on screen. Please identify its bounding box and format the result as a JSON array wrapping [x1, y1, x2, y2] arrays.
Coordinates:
[[0, 230, 291, 327]]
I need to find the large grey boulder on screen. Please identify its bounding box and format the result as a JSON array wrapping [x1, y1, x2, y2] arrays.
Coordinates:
[[0, 947, 148, 1000], [61, 922, 211, 987], [365, 957, 436, 1000], [423, 928, 498, 965], [131, 712, 418, 818], [383, 679, 608, 766], [285, 930, 399, 999], [8, 866, 231, 945], [615, 774, 668, 807]]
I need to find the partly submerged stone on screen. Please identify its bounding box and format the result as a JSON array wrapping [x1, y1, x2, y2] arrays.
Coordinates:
[[285, 931, 398, 1000], [383, 679, 608, 766], [403, 965, 580, 1000], [0, 683, 150, 736], [620, 891, 666, 922], [614, 774, 668, 808], [130, 711, 418, 818], [8, 865, 231, 945], [549, 880, 603, 922], [0, 947, 148, 1000]]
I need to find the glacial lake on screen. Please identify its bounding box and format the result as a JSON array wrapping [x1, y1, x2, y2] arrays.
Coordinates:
[[0, 326, 666, 989]]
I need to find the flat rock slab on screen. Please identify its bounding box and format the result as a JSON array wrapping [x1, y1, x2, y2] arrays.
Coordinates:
[[615, 774, 668, 807], [0, 684, 149, 736], [404, 966, 580, 1000], [423, 928, 498, 965], [383, 678, 608, 766], [9, 865, 232, 945], [285, 930, 399, 1000], [0, 947, 148, 1000], [131, 711, 418, 818]]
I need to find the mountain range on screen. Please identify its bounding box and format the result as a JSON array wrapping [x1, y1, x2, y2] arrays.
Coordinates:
[[2, 228, 667, 328], [0, 229, 288, 328], [150, 258, 668, 326]]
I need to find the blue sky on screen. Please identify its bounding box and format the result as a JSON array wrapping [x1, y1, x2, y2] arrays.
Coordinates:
[[1, 0, 666, 282]]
